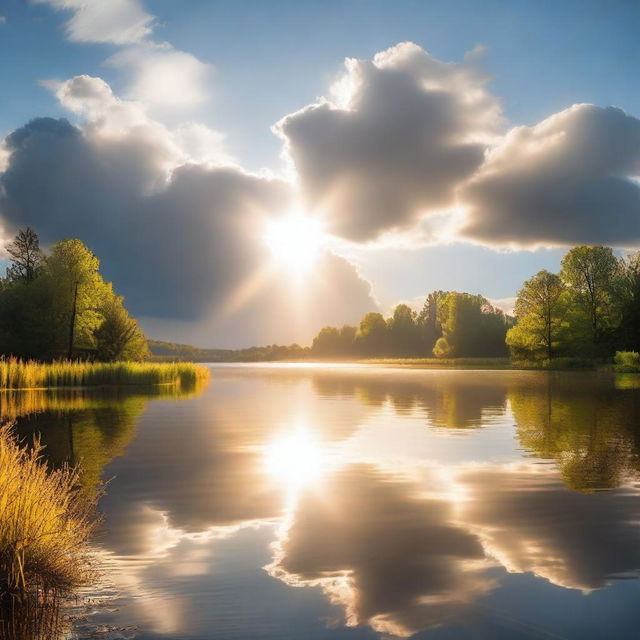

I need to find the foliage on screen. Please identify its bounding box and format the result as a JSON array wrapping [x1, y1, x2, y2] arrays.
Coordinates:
[[433, 293, 510, 358], [312, 325, 358, 357], [506, 270, 567, 359], [4, 227, 44, 285], [95, 295, 148, 361], [0, 230, 146, 362], [560, 245, 621, 351], [148, 340, 311, 362], [618, 253, 640, 351], [511, 246, 640, 362]]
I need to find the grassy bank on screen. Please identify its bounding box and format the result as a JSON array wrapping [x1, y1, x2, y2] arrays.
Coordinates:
[[0, 358, 210, 390], [0, 424, 98, 636]]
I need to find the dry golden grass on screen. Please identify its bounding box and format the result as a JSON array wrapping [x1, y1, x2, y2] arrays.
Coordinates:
[[0, 424, 98, 601]]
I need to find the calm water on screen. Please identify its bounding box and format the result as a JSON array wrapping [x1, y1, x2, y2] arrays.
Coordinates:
[[6, 365, 640, 639]]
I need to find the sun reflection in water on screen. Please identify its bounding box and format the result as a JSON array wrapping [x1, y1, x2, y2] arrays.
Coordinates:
[[263, 426, 326, 494]]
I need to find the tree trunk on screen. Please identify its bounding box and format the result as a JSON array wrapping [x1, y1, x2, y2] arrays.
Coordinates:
[[68, 282, 78, 360]]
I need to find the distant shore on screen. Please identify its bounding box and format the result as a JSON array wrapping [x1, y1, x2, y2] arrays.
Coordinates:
[[149, 355, 636, 372]]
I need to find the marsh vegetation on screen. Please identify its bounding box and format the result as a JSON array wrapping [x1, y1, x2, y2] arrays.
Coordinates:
[[0, 358, 210, 390], [0, 424, 98, 639]]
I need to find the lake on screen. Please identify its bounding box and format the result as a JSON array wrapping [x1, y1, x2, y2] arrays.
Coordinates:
[[6, 364, 640, 639]]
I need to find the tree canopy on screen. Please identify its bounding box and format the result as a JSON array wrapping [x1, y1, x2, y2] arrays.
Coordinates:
[[0, 229, 148, 361]]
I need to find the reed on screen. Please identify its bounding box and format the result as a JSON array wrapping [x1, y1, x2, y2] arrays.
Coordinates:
[[0, 423, 98, 635], [0, 358, 210, 390]]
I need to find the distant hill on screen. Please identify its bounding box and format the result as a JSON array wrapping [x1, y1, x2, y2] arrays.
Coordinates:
[[148, 339, 310, 362]]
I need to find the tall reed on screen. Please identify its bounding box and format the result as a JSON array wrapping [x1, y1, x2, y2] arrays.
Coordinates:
[[0, 424, 98, 636], [0, 358, 210, 390]]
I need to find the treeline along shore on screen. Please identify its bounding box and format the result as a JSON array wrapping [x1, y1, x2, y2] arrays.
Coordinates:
[[150, 245, 640, 371]]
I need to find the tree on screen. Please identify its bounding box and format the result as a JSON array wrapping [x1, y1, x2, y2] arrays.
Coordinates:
[[618, 252, 640, 351], [95, 295, 148, 361], [560, 246, 621, 349], [417, 291, 444, 353], [5, 227, 43, 284], [433, 292, 508, 358], [507, 270, 567, 359], [387, 304, 421, 356], [311, 325, 357, 357], [46, 239, 111, 358], [356, 312, 389, 356]]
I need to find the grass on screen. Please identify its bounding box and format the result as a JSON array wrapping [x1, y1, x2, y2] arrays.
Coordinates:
[[0, 424, 98, 636], [0, 358, 210, 390]]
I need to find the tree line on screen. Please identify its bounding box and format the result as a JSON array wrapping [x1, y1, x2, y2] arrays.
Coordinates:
[[0, 228, 147, 361], [312, 292, 513, 358], [507, 245, 640, 361], [311, 245, 640, 362]]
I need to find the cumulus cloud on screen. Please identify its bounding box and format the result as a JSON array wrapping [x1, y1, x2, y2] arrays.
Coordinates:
[[0, 77, 375, 347], [275, 42, 502, 242], [460, 104, 640, 248], [33, 0, 154, 44]]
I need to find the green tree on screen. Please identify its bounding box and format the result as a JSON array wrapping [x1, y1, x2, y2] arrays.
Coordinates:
[[387, 304, 421, 356], [507, 270, 567, 359], [417, 291, 444, 353], [95, 295, 148, 361], [45, 239, 111, 359], [560, 246, 621, 350], [433, 292, 508, 358], [312, 326, 342, 356], [618, 252, 640, 351], [356, 312, 389, 356]]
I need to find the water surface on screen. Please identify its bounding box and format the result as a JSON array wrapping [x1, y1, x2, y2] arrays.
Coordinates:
[[7, 365, 640, 639]]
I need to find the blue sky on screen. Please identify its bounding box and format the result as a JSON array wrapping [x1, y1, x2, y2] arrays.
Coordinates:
[[3, 0, 639, 169], [1, 0, 639, 345]]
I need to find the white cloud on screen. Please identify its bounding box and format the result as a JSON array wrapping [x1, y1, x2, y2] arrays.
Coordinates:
[[0, 16, 6, 25], [33, 0, 153, 44], [45, 74, 232, 168], [108, 45, 212, 113], [460, 104, 640, 248], [275, 42, 503, 242]]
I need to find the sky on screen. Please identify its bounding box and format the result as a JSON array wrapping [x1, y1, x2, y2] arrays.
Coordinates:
[[0, 0, 639, 347]]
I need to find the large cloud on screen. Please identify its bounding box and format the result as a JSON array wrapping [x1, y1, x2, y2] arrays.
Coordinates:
[[0, 76, 375, 347], [275, 42, 502, 242], [460, 104, 640, 247]]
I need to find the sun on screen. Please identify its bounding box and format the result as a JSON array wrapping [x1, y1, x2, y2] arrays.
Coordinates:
[[264, 213, 325, 272]]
